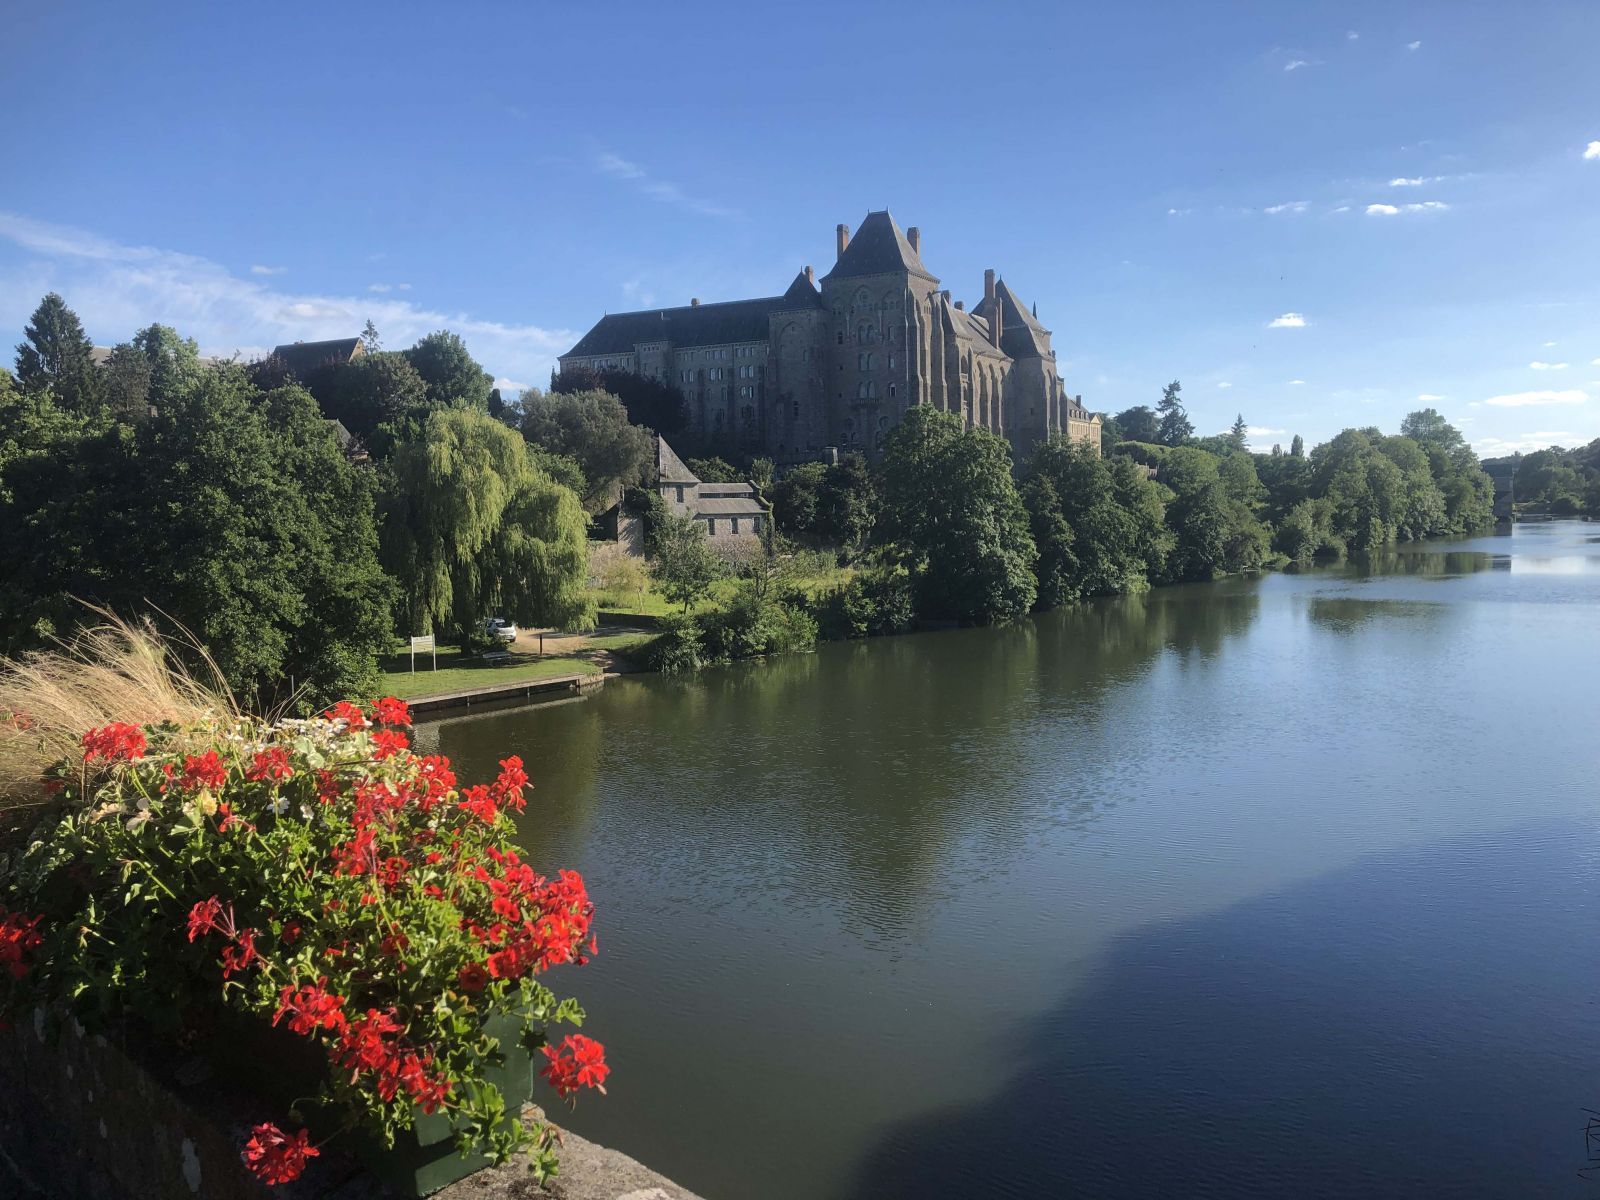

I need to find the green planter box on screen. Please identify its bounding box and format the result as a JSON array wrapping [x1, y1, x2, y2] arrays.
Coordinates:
[[212, 1009, 535, 1197]]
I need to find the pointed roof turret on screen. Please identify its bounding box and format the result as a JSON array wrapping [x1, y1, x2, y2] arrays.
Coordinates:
[[822, 211, 938, 283], [971, 278, 1051, 360], [776, 266, 824, 309]]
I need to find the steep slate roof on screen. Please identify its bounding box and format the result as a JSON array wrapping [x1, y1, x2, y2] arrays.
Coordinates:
[[971, 279, 1051, 360], [775, 269, 824, 310], [268, 337, 363, 378], [822, 210, 938, 283], [939, 295, 1007, 358], [566, 297, 782, 357], [654, 435, 699, 484]]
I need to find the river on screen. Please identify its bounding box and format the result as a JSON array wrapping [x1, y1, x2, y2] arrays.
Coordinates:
[[414, 520, 1600, 1199]]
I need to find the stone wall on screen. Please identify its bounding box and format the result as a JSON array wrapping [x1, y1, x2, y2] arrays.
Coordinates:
[[0, 1010, 702, 1200]]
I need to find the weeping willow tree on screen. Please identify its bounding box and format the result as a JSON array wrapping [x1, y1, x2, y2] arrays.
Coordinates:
[[380, 408, 594, 642]]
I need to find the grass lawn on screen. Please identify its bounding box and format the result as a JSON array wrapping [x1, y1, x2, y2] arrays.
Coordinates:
[[377, 646, 601, 700], [584, 630, 658, 654], [591, 565, 854, 619]]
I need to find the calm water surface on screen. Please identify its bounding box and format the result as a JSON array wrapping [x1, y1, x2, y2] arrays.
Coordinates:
[[415, 521, 1600, 1199]]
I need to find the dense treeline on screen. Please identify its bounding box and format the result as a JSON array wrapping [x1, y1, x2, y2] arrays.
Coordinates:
[[0, 294, 596, 706], [1482, 439, 1600, 516]]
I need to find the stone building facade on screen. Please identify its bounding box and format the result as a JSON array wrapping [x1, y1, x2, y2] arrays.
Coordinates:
[[560, 211, 1101, 461]]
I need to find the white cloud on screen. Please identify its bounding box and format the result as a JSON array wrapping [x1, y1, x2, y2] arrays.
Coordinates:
[[1542, 341, 1557, 347], [1268, 312, 1307, 328], [1481, 389, 1588, 407], [1366, 200, 1448, 215], [492, 377, 528, 393], [0, 211, 578, 386], [1417, 393, 1446, 401], [368, 283, 390, 293], [1407, 40, 1422, 50], [1248, 426, 1286, 436], [1592, 358, 1600, 366], [1288, 379, 1306, 385], [1346, 30, 1359, 40], [1217, 381, 1232, 389], [1284, 59, 1309, 71], [1388, 177, 1428, 187], [1474, 433, 1580, 454], [1263, 200, 1309, 215], [1167, 207, 1191, 216], [367, 282, 413, 294], [1332, 205, 1351, 213], [595, 150, 741, 219], [1585, 141, 1600, 160], [1529, 361, 1569, 370], [250, 264, 286, 276]]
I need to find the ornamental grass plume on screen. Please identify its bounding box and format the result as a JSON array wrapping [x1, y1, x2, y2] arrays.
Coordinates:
[[0, 610, 234, 810]]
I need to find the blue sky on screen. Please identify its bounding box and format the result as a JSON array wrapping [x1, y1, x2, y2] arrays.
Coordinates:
[[3, 0, 1598, 456]]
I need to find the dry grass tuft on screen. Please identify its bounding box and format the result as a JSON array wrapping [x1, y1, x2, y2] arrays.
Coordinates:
[[0, 610, 236, 809]]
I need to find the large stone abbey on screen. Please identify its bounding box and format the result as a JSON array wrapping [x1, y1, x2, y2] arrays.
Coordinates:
[[560, 210, 1101, 461]]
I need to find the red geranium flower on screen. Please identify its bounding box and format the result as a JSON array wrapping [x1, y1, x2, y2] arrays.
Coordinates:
[[80, 722, 146, 763], [457, 962, 489, 992], [372, 696, 411, 727], [220, 928, 258, 978], [540, 1034, 608, 1099], [371, 728, 409, 760], [185, 897, 224, 942], [322, 700, 368, 729], [246, 746, 294, 782], [0, 909, 45, 980], [274, 978, 347, 1037], [241, 1122, 318, 1185], [179, 750, 228, 792]]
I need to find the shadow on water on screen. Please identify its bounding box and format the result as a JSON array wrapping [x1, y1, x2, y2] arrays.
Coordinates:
[[848, 820, 1600, 1200]]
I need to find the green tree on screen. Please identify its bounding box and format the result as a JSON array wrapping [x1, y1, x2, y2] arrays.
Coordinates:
[[650, 513, 723, 612], [519, 388, 653, 512], [131, 323, 202, 405], [1290, 433, 1305, 458], [1114, 405, 1161, 444], [1160, 446, 1269, 580], [15, 293, 101, 413], [816, 451, 875, 551], [876, 406, 1036, 622], [1156, 380, 1194, 446], [380, 408, 592, 644], [771, 462, 825, 539], [686, 456, 740, 483], [306, 350, 430, 445], [552, 365, 687, 433], [361, 319, 382, 354], [404, 331, 493, 408], [1228, 413, 1248, 451], [101, 343, 153, 421], [1022, 435, 1170, 606]]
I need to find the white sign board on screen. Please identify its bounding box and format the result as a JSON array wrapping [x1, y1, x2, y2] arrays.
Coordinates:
[[409, 634, 437, 672]]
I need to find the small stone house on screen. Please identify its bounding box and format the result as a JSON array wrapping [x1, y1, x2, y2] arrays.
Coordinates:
[[653, 437, 768, 545]]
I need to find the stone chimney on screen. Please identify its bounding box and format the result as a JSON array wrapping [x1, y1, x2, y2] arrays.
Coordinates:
[[984, 270, 1001, 348], [804, 266, 814, 287], [836, 223, 850, 260], [984, 268, 996, 306], [991, 301, 1003, 348], [953, 300, 964, 311], [690, 298, 700, 307], [907, 226, 920, 255], [941, 289, 951, 304]]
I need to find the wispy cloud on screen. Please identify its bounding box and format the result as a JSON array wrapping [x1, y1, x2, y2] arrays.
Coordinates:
[[1248, 425, 1287, 437], [1417, 393, 1446, 401], [1366, 200, 1449, 215], [367, 282, 412, 294], [1480, 389, 1588, 407], [1585, 141, 1600, 160], [1268, 312, 1307, 328], [1284, 59, 1310, 71], [0, 211, 578, 390], [1529, 361, 1569, 370], [1346, 30, 1359, 40], [1217, 381, 1232, 389], [1263, 200, 1309, 215], [1288, 379, 1306, 385], [250, 264, 286, 276], [1474, 433, 1580, 454], [1407, 40, 1422, 51], [1542, 341, 1557, 347], [1166, 207, 1191, 216], [1388, 177, 1431, 187], [595, 151, 742, 219]]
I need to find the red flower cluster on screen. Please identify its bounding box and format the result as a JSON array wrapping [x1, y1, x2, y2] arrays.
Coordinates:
[[242, 1122, 319, 1185], [220, 928, 259, 978], [273, 978, 347, 1036], [455, 756, 530, 824], [372, 696, 411, 727], [165, 749, 228, 793], [371, 728, 409, 760], [333, 1008, 452, 1113], [322, 700, 368, 729], [0, 908, 44, 980], [247, 747, 294, 783], [186, 896, 225, 942], [540, 1034, 609, 1099], [466, 853, 595, 982], [80, 722, 146, 763]]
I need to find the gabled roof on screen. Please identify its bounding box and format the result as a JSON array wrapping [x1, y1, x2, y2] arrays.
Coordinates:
[[565, 297, 783, 357], [268, 337, 364, 378], [776, 269, 824, 310], [694, 496, 768, 517], [939, 295, 1008, 359], [654, 435, 699, 485], [970, 279, 1051, 360], [822, 211, 938, 283]]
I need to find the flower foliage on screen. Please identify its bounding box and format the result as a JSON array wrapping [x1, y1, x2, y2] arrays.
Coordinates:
[[0, 700, 606, 1186]]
